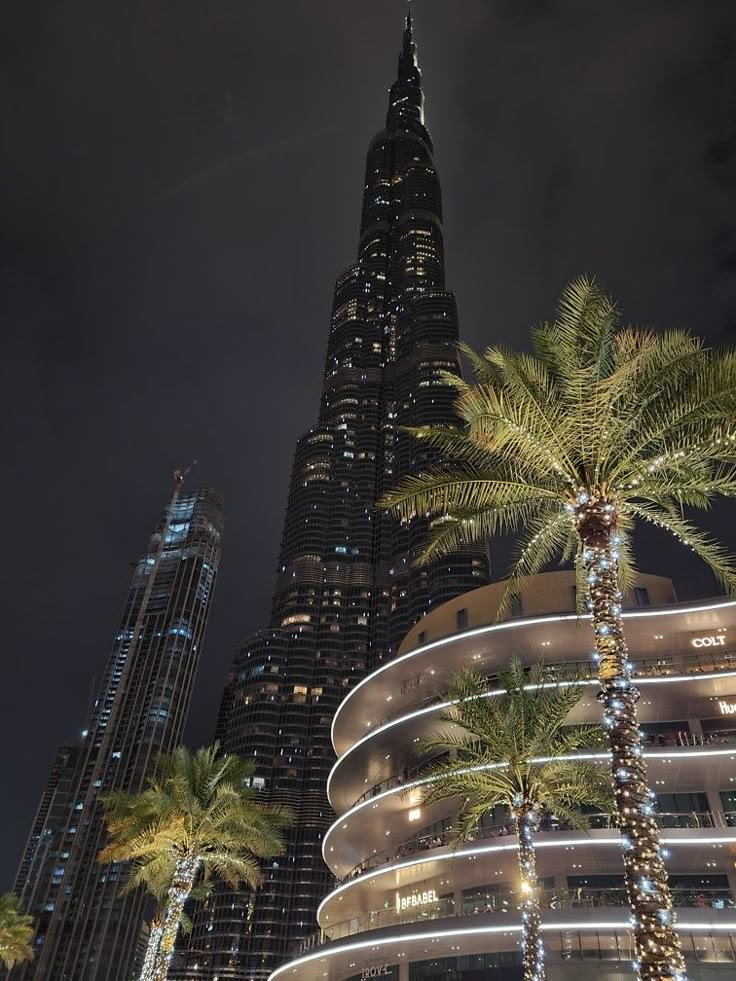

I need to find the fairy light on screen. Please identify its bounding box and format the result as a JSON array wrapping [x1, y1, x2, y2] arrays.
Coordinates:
[[576, 490, 688, 981], [513, 800, 546, 981], [139, 854, 201, 981], [138, 922, 162, 981]]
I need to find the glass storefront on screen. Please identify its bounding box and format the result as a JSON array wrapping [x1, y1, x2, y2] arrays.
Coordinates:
[[409, 953, 522, 980]]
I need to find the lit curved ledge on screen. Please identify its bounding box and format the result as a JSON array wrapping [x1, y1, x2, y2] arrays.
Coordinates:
[[330, 597, 736, 751], [269, 913, 736, 981], [318, 829, 736, 922], [327, 667, 736, 807], [322, 745, 736, 865]]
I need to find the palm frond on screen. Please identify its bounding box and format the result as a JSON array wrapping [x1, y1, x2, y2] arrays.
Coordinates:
[[416, 663, 610, 845], [98, 743, 293, 905]]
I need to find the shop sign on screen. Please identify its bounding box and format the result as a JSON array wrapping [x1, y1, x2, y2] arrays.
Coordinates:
[[718, 700, 736, 716], [395, 888, 437, 912], [360, 966, 390, 979], [691, 635, 726, 648]]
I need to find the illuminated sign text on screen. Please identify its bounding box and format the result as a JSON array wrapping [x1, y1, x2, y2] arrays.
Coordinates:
[[692, 635, 726, 648], [395, 888, 437, 912], [361, 966, 390, 979]]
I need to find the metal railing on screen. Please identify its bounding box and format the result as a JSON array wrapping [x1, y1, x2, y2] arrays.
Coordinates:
[[366, 648, 736, 735], [347, 727, 736, 811], [352, 752, 450, 808], [340, 811, 719, 882], [296, 886, 735, 955]]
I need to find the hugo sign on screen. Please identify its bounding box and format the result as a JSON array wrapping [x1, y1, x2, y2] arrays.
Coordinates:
[[361, 967, 390, 980]]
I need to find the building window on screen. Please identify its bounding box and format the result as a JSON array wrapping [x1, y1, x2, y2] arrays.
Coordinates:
[[417, 630, 427, 647], [456, 608, 468, 630], [635, 586, 650, 607]]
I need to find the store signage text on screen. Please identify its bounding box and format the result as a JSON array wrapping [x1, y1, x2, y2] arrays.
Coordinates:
[[691, 635, 726, 648], [395, 888, 437, 912], [360, 966, 390, 980], [718, 701, 736, 716]]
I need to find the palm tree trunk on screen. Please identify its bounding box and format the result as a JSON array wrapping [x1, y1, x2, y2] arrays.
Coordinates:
[[139, 917, 163, 981], [144, 855, 200, 981], [514, 803, 545, 981], [578, 497, 687, 981]]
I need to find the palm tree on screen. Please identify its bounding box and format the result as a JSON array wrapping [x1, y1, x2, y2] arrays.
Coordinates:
[[418, 660, 610, 981], [381, 277, 736, 981], [99, 743, 292, 981], [0, 893, 34, 970]]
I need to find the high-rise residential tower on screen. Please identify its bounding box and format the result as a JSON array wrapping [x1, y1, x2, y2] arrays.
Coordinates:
[[177, 12, 489, 980], [11, 477, 223, 981]]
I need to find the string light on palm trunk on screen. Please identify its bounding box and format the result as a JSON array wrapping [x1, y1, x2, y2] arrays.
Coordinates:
[[139, 854, 201, 981], [576, 491, 688, 981], [514, 802, 546, 981]]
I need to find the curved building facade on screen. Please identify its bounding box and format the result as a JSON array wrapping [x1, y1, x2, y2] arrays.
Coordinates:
[[273, 572, 736, 981]]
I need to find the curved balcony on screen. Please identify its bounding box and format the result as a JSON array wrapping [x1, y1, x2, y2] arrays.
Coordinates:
[[299, 886, 736, 956], [331, 593, 736, 755], [346, 726, 736, 814], [359, 650, 736, 738], [339, 810, 718, 882], [329, 672, 736, 816], [324, 744, 736, 878]]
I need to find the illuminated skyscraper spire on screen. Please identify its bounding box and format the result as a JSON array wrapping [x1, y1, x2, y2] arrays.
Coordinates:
[[175, 11, 488, 979], [389, 0, 423, 130]]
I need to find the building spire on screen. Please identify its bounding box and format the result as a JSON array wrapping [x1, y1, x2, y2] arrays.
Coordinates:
[[388, 0, 424, 131], [402, 0, 415, 61]]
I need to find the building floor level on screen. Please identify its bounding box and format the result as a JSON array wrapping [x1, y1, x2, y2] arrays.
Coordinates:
[[272, 571, 736, 981]]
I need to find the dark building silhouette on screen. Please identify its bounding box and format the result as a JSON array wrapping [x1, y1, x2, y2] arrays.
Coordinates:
[[11, 478, 223, 981], [176, 12, 489, 981]]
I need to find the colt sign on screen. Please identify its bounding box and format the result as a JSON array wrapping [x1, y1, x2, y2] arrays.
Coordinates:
[[691, 635, 726, 648]]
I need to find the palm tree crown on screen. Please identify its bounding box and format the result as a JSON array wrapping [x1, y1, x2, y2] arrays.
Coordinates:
[[100, 743, 291, 896], [381, 278, 736, 981], [421, 661, 611, 839], [99, 743, 292, 981], [0, 892, 35, 970], [382, 276, 736, 608], [420, 661, 610, 981]]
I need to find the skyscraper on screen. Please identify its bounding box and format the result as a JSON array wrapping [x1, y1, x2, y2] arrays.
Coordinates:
[[177, 12, 489, 981], [12, 476, 223, 981]]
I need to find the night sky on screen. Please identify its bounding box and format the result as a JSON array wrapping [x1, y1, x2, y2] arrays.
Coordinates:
[[1, 1, 735, 887]]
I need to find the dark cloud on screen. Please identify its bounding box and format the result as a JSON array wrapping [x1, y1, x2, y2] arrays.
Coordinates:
[[1, 0, 735, 886]]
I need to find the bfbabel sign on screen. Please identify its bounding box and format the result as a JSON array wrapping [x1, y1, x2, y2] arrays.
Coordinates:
[[360, 966, 390, 980], [691, 634, 726, 647], [395, 888, 438, 912]]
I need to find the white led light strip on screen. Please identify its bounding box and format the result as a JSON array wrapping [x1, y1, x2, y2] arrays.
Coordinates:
[[318, 831, 736, 920], [328, 666, 736, 801], [322, 747, 736, 863], [328, 667, 736, 804], [269, 917, 736, 980], [330, 597, 736, 747]]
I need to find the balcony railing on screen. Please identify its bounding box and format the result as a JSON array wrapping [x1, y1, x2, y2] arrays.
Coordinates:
[[340, 811, 719, 882], [347, 726, 736, 812], [365, 647, 736, 735], [297, 886, 735, 955]]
